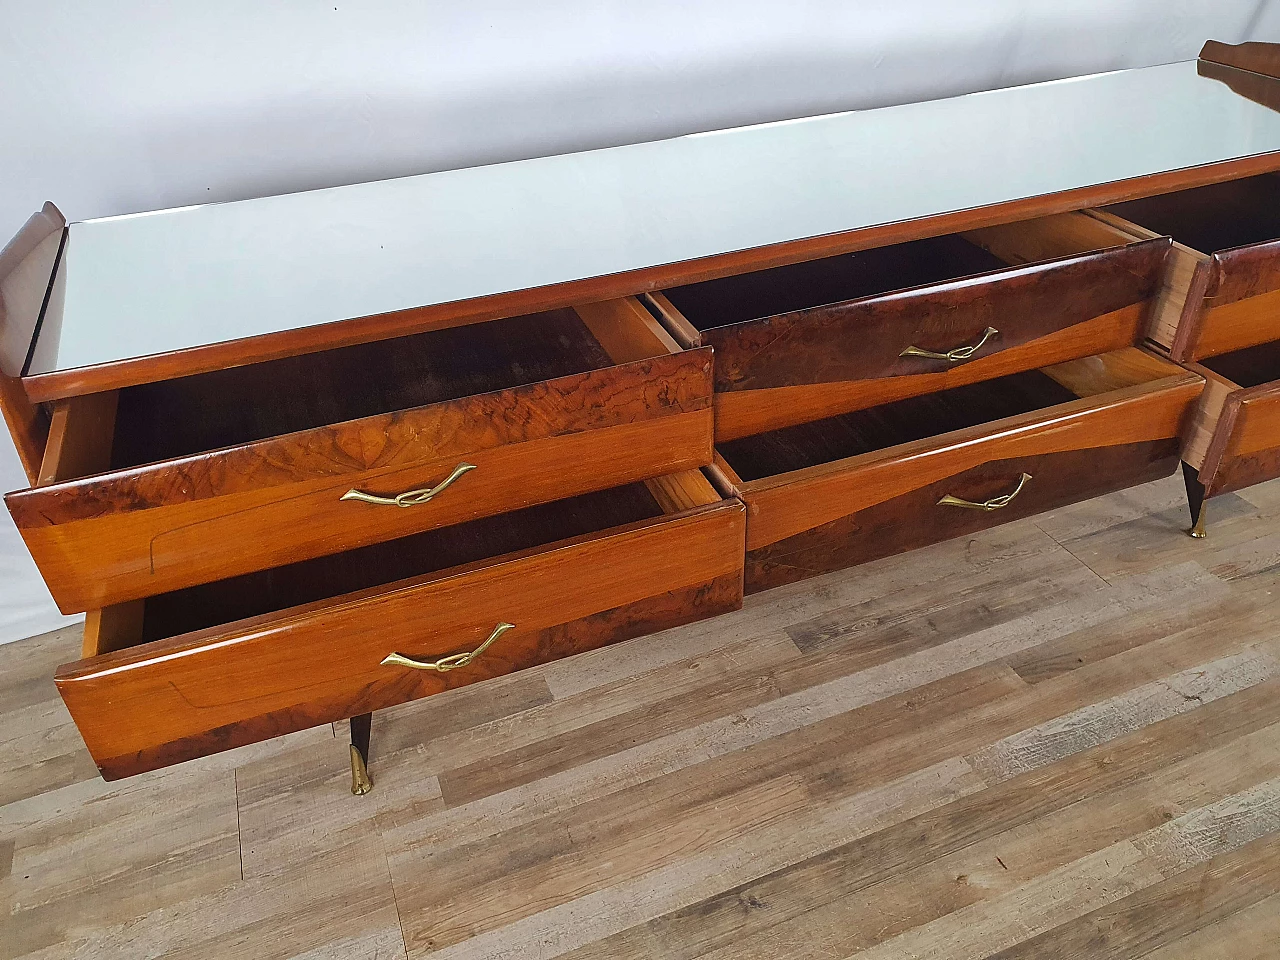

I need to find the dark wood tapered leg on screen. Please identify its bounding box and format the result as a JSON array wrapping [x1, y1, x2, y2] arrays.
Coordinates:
[[349, 712, 373, 795], [1182, 461, 1208, 540]]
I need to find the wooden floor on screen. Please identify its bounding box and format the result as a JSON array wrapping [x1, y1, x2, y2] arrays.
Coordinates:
[[5, 471, 1280, 959]]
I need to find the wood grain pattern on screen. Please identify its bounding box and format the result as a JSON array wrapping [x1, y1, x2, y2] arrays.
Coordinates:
[[0, 375, 47, 486], [1199, 379, 1280, 496], [81, 601, 144, 659], [1088, 208, 1215, 355], [1194, 285, 1280, 361], [1201, 39, 1280, 79], [7, 349, 714, 612], [22, 155, 1280, 404], [8, 469, 1280, 958], [573, 296, 682, 362], [960, 209, 1141, 265], [1180, 363, 1236, 471], [642, 291, 700, 348], [1198, 58, 1280, 114], [712, 306, 1149, 441], [702, 239, 1166, 394], [1100, 175, 1280, 362], [744, 441, 1179, 592], [726, 353, 1201, 551], [55, 496, 745, 779], [36, 391, 117, 487]]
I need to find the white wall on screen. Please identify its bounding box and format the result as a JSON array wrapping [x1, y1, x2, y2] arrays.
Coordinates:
[[1, 0, 1276, 642]]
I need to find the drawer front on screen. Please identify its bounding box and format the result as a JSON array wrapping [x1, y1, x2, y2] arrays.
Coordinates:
[[1200, 380, 1280, 496], [8, 350, 714, 612], [708, 239, 1170, 440], [737, 376, 1200, 593], [745, 442, 1178, 592], [55, 500, 745, 780], [1181, 241, 1280, 361]]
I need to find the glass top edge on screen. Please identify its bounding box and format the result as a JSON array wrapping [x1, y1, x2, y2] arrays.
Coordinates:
[[69, 58, 1202, 229]]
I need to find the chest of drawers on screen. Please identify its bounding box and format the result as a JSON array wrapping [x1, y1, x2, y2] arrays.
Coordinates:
[[4, 40, 1280, 792]]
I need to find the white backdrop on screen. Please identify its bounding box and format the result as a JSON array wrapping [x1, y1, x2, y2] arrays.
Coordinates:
[[1, 0, 1277, 643]]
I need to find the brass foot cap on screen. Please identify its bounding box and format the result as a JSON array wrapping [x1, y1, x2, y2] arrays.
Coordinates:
[[350, 744, 373, 796]]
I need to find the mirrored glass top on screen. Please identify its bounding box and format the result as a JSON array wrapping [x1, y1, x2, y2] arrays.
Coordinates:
[[31, 59, 1280, 377]]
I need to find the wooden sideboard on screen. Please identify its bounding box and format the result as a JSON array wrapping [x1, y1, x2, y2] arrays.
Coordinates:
[[4, 40, 1280, 794]]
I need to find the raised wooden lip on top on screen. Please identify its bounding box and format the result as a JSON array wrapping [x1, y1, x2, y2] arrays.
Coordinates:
[[18, 40, 1280, 405]]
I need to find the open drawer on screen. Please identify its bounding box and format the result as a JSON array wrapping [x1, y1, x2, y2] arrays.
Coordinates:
[[55, 470, 744, 779], [708, 348, 1202, 593], [7, 299, 713, 612], [1098, 173, 1280, 362], [1180, 340, 1280, 498], [645, 211, 1171, 441]]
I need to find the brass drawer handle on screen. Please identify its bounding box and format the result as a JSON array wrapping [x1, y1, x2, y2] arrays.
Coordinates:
[[381, 622, 516, 672], [937, 473, 1032, 512], [900, 326, 999, 363], [342, 462, 476, 507]]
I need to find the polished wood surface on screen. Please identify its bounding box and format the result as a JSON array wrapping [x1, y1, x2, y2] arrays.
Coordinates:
[[22, 152, 1280, 404], [662, 233, 1008, 331], [1180, 362, 1236, 471], [80, 600, 145, 659], [106, 307, 617, 465], [659, 227, 1165, 439], [1198, 58, 1280, 113], [8, 470, 1280, 958], [701, 241, 1166, 391], [36, 390, 117, 486], [724, 350, 1200, 552], [1202, 39, 1280, 79], [711, 305, 1150, 442], [1198, 379, 1280, 497], [745, 440, 1179, 592], [720, 371, 1080, 483], [8, 346, 714, 613], [0, 375, 47, 486], [1102, 176, 1280, 361], [1084, 209, 1212, 353], [55, 484, 745, 779]]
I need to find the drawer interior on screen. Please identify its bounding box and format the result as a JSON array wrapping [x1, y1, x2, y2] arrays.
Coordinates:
[[1198, 339, 1280, 389], [717, 347, 1181, 482], [108, 308, 617, 468], [84, 470, 722, 656], [1101, 174, 1280, 254], [653, 211, 1143, 333]]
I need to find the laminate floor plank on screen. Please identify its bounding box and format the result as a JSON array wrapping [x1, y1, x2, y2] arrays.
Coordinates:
[[1138, 891, 1280, 960], [698, 719, 1280, 960], [385, 562, 1212, 867], [5, 477, 1280, 959], [983, 821, 1280, 960], [556, 654, 1280, 960], [539, 521, 1075, 699], [433, 552, 1096, 809], [1036, 472, 1277, 583]]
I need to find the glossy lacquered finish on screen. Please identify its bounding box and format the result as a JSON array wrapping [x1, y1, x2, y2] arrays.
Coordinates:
[[653, 213, 1170, 439], [712, 349, 1202, 592], [55, 477, 746, 780], [8, 305, 714, 613]]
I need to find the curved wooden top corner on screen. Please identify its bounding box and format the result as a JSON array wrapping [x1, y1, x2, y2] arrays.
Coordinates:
[[1201, 40, 1280, 80]]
